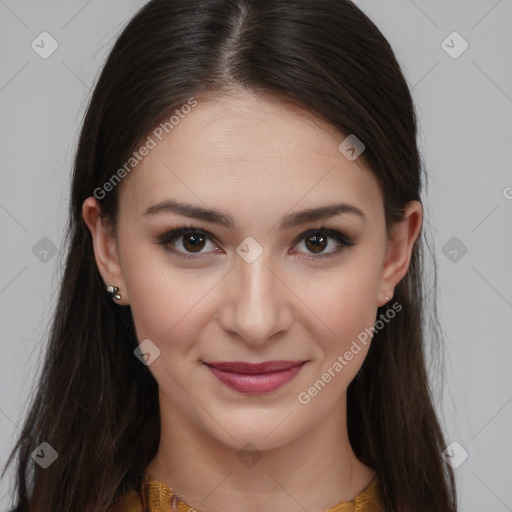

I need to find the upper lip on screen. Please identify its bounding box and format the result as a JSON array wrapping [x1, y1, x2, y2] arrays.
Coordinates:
[[204, 360, 306, 374]]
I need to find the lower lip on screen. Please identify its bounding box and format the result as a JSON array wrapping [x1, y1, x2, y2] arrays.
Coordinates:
[[205, 363, 306, 394]]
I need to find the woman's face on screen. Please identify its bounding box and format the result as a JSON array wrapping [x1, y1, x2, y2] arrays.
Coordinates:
[[85, 90, 420, 451]]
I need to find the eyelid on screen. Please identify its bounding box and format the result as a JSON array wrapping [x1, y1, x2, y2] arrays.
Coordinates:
[[157, 225, 220, 260], [157, 224, 355, 260], [289, 227, 354, 249]]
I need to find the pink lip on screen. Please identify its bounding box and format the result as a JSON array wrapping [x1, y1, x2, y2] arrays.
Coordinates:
[[203, 360, 306, 394]]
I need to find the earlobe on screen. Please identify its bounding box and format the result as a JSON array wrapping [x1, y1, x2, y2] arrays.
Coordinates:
[[378, 200, 423, 306], [81, 196, 128, 304]]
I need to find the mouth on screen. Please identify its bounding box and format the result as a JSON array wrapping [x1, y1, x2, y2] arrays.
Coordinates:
[[202, 360, 307, 394]]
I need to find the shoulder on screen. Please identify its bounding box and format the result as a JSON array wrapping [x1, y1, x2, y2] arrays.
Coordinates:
[[106, 489, 145, 512]]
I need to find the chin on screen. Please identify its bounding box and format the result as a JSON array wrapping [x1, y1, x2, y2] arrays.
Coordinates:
[[224, 431, 292, 453], [201, 409, 304, 453]]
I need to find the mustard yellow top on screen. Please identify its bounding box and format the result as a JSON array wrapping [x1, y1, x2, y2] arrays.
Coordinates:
[[107, 472, 383, 511]]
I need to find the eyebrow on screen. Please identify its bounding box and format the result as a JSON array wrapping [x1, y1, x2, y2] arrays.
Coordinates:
[[142, 199, 366, 230]]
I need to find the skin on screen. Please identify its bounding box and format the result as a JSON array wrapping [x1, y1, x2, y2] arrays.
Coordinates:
[[83, 89, 422, 512]]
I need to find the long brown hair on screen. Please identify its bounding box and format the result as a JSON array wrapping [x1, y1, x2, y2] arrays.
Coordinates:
[[3, 1, 457, 510]]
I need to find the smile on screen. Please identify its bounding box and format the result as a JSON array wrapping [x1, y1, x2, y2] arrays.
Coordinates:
[[203, 360, 307, 394]]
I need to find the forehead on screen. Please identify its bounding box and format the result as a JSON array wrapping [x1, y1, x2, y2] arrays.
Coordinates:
[[119, 91, 382, 221]]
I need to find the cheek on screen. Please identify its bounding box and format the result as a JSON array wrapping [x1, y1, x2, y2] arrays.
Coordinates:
[[128, 275, 200, 345], [304, 263, 380, 353], [120, 242, 221, 350], [300, 272, 378, 403]]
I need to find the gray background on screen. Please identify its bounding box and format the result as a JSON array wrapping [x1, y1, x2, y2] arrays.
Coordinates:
[[0, 1, 511, 510]]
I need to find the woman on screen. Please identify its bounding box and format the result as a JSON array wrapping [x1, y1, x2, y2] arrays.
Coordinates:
[[3, 0, 457, 510]]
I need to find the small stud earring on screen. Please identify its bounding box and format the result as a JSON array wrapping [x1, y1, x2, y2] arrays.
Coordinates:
[[106, 285, 121, 301]]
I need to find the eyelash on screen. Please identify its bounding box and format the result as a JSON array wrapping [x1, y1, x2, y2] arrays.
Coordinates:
[[156, 223, 356, 261]]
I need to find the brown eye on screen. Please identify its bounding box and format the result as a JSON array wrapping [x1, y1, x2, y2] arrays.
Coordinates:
[[182, 232, 207, 252], [304, 232, 328, 253], [292, 228, 355, 259], [158, 227, 219, 259]]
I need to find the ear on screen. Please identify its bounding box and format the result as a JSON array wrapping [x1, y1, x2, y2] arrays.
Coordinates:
[[377, 200, 423, 307], [82, 196, 129, 305]]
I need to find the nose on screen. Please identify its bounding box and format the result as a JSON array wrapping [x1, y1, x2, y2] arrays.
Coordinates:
[[217, 251, 294, 346]]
